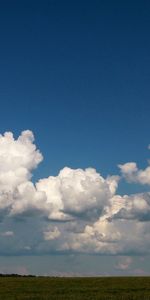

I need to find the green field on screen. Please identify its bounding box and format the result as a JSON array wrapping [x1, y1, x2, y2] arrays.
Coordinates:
[[0, 276, 150, 300]]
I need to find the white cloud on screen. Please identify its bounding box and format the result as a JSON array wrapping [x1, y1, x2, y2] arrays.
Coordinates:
[[0, 130, 120, 221], [58, 216, 150, 255], [118, 162, 150, 185], [0, 130, 42, 183], [56, 191, 150, 255], [106, 193, 150, 221], [0, 130, 43, 213], [44, 226, 60, 241], [9, 181, 47, 216], [36, 168, 119, 221], [0, 130, 150, 257]]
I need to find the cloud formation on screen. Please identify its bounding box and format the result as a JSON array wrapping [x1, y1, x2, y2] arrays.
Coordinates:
[[0, 130, 150, 256], [118, 162, 150, 185], [0, 130, 119, 220], [44, 226, 60, 241], [36, 168, 119, 221], [0, 130, 43, 214]]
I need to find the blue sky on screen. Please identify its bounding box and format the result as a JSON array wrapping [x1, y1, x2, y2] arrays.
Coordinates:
[[0, 0, 150, 275], [1, 0, 150, 176]]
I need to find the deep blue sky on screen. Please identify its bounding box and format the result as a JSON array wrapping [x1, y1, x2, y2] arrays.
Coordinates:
[[0, 0, 150, 180], [1, 0, 150, 277]]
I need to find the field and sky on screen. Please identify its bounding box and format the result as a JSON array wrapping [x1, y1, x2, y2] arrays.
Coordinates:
[[0, 0, 150, 278]]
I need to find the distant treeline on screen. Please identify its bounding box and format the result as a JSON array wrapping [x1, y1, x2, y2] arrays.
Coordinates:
[[0, 274, 36, 277]]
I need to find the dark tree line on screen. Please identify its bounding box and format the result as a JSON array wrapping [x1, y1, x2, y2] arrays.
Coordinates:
[[0, 274, 36, 277]]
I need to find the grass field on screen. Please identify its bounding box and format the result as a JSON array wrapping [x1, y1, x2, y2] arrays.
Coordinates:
[[0, 276, 150, 299]]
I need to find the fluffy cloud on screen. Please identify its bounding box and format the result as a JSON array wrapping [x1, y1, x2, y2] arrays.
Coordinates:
[[36, 168, 119, 220], [0, 130, 43, 214], [0, 130, 42, 185], [118, 162, 150, 185], [53, 192, 150, 255], [0, 130, 119, 220], [0, 130, 150, 257], [58, 216, 150, 255], [105, 193, 150, 221], [59, 218, 122, 255], [9, 181, 47, 216], [44, 226, 60, 241]]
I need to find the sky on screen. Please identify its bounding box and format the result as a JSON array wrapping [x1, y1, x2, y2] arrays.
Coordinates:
[[0, 0, 150, 276]]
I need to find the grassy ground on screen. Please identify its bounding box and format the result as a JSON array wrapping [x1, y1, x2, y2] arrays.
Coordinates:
[[0, 276, 150, 299]]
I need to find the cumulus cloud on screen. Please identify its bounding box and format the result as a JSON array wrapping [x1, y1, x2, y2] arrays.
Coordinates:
[[118, 162, 150, 185], [106, 193, 150, 221], [9, 181, 47, 216], [59, 218, 122, 255], [36, 168, 119, 221], [58, 216, 150, 255], [0, 130, 43, 214], [44, 226, 60, 241], [0, 130, 42, 184], [1, 130, 150, 257], [54, 192, 150, 255], [88, 191, 150, 225], [0, 130, 120, 221]]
